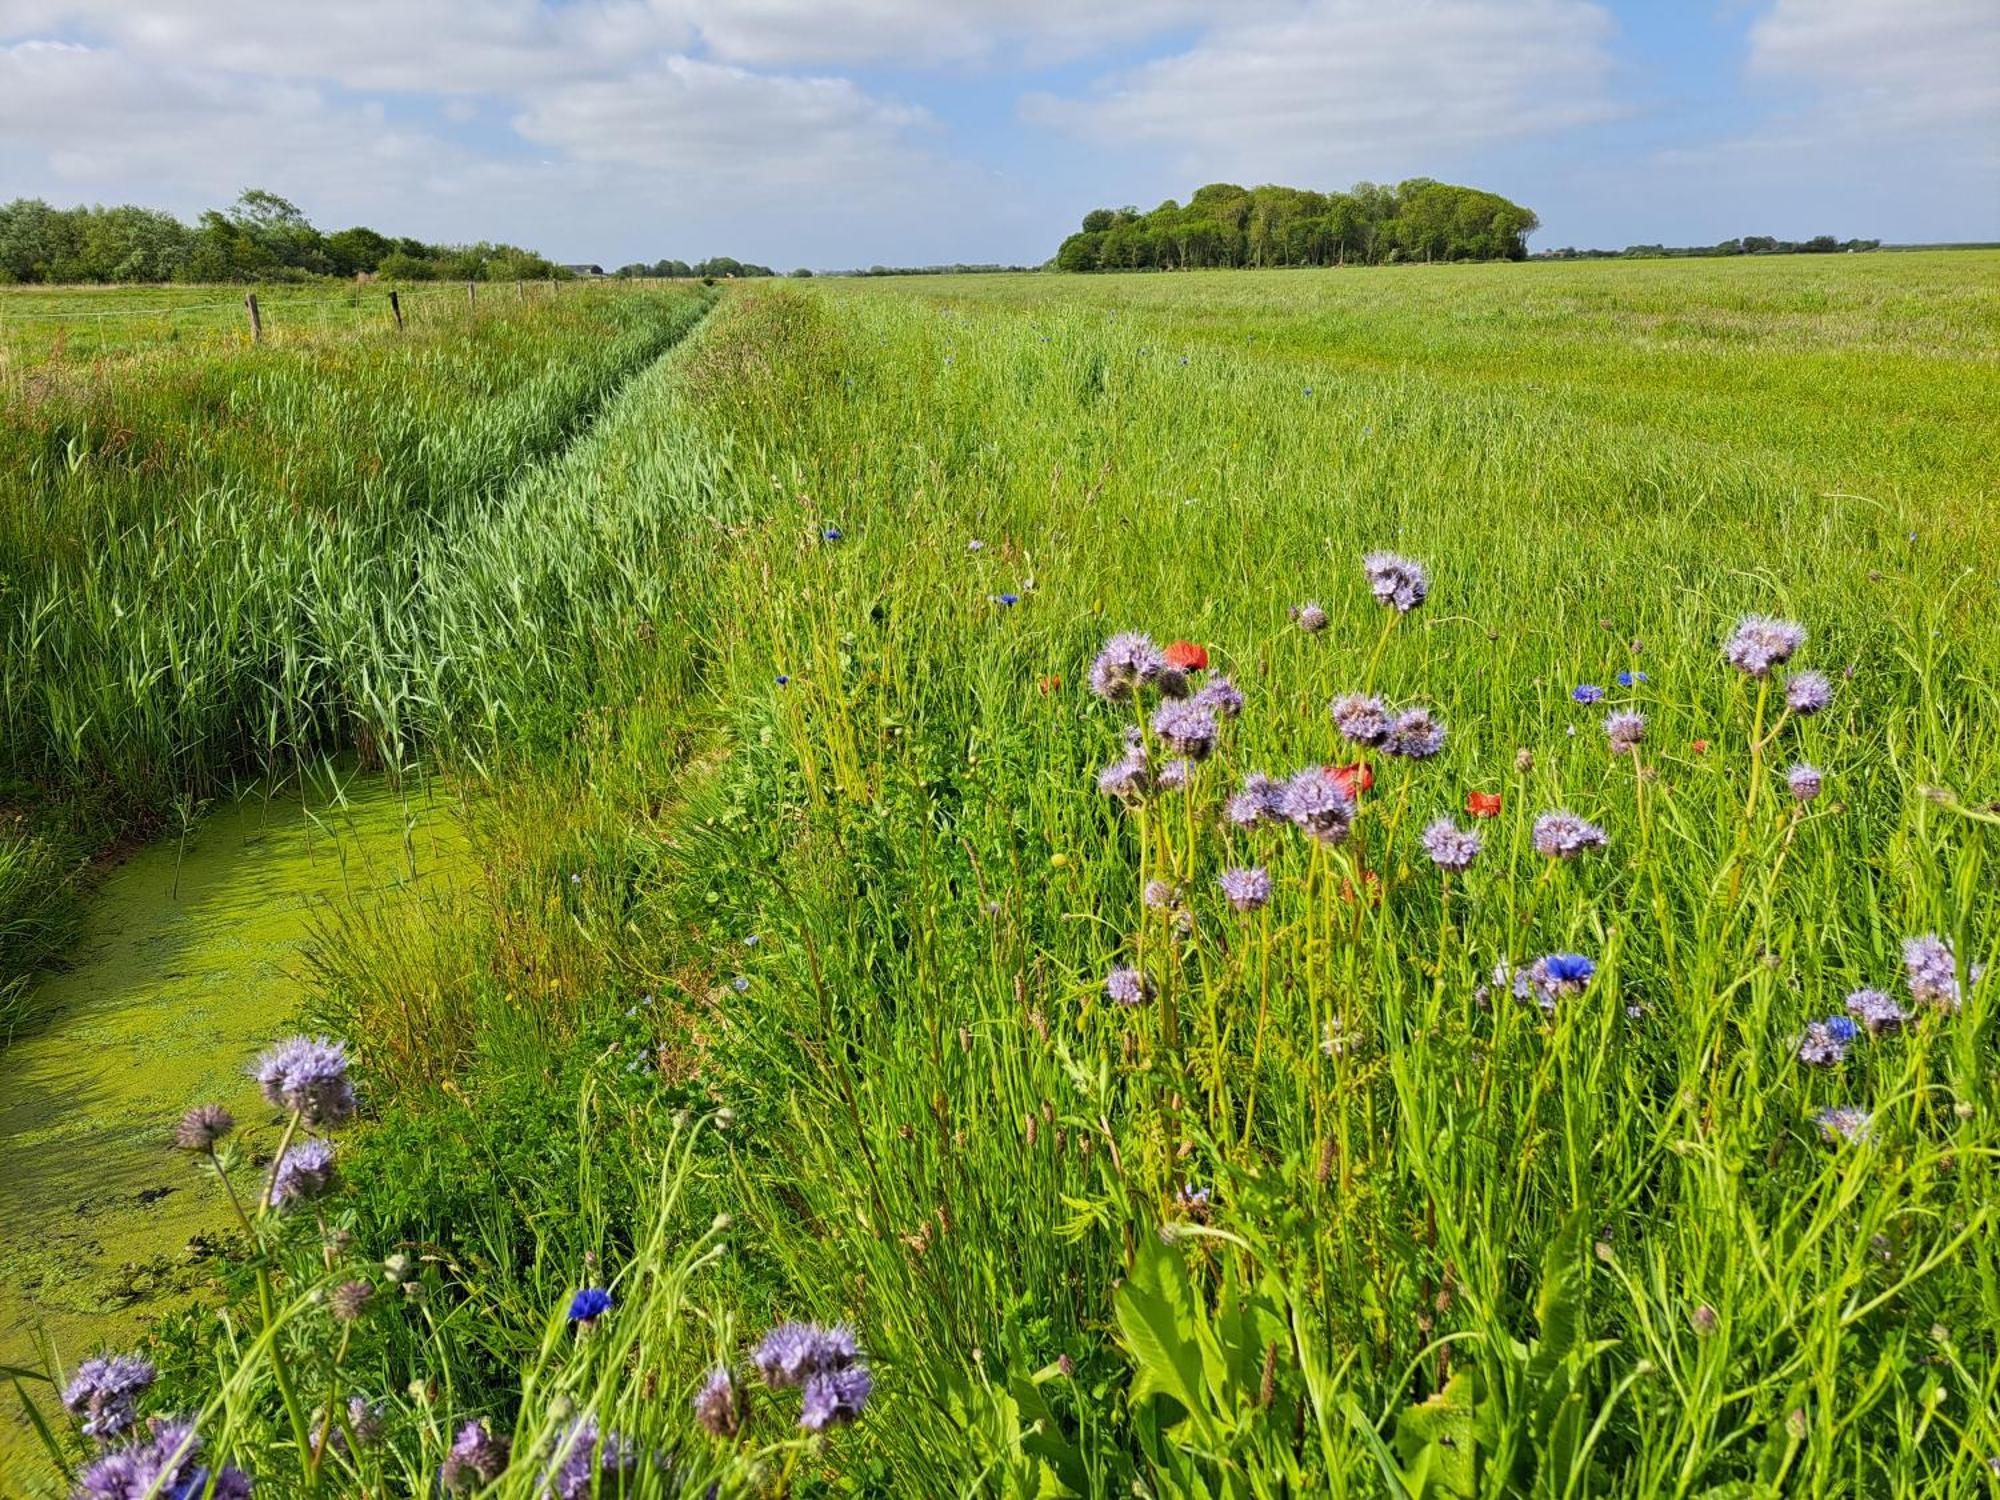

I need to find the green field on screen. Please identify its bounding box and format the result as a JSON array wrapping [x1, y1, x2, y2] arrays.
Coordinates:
[[3, 253, 1997, 1496]]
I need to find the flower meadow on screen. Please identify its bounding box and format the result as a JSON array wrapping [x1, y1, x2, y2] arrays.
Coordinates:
[[8, 257, 1999, 1496]]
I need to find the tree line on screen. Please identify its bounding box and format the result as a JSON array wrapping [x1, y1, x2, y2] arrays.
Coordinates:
[[613, 257, 777, 280], [1534, 235, 1881, 260], [0, 189, 571, 285], [1054, 179, 1539, 272]]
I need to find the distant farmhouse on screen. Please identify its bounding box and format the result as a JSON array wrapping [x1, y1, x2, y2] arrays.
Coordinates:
[[562, 263, 607, 278]]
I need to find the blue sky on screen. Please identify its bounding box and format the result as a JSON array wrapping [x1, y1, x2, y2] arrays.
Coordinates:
[[2, 1, 1994, 267]]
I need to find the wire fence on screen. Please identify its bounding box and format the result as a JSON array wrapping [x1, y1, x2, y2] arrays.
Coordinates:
[[0, 279, 589, 394]]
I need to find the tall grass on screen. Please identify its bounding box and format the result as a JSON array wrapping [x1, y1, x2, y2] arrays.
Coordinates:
[[21, 256, 2000, 1496]]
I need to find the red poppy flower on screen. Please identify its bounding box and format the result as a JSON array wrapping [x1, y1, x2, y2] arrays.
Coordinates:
[[1329, 762, 1374, 800], [1165, 640, 1209, 671], [1691, 739, 1710, 755], [1038, 674, 1062, 697], [1465, 790, 1502, 819]]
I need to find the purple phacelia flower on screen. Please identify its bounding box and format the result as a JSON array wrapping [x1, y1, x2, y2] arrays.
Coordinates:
[[1814, 1107, 1872, 1145], [754, 1322, 860, 1389], [254, 1035, 356, 1125], [346, 1396, 385, 1449], [1363, 552, 1429, 613], [567, 1287, 613, 1325], [1217, 867, 1271, 912], [800, 1364, 873, 1432], [541, 1415, 637, 1500], [1724, 615, 1807, 677], [1786, 763, 1822, 802], [1280, 769, 1354, 845], [1142, 879, 1176, 910], [1573, 684, 1605, 705], [1089, 632, 1168, 702], [63, 1354, 156, 1440], [1154, 758, 1192, 792], [693, 1366, 742, 1438], [1604, 711, 1645, 753], [174, 1103, 234, 1152], [1903, 934, 1978, 1012], [271, 1139, 336, 1205], [440, 1419, 510, 1493], [1797, 1019, 1855, 1067], [1845, 987, 1907, 1034], [1226, 773, 1283, 827], [1097, 747, 1150, 802], [1150, 700, 1218, 761], [75, 1418, 250, 1500], [1331, 693, 1392, 747], [1291, 602, 1328, 633], [1176, 1183, 1213, 1218], [1420, 819, 1481, 872], [1785, 671, 1832, 715], [1384, 707, 1446, 759], [1104, 967, 1150, 1007], [1532, 811, 1608, 860], [1193, 675, 1244, 718]]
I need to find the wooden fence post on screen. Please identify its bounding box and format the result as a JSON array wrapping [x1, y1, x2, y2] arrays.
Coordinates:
[[466, 281, 476, 308], [388, 290, 404, 331], [244, 292, 262, 343]]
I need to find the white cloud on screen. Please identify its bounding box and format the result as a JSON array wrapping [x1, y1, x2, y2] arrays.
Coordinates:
[[683, 1, 1214, 68], [1023, 0, 1619, 185], [1748, 0, 1999, 141]]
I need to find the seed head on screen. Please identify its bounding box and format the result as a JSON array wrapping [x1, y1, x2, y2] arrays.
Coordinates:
[[174, 1103, 234, 1152], [1603, 711, 1645, 754], [1290, 601, 1328, 633], [1786, 763, 1822, 802], [693, 1366, 742, 1438], [329, 1280, 374, 1324]]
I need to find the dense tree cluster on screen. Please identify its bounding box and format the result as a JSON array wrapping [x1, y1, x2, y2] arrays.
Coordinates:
[[0, 189, 567, 285], [1536, 235, 1881, 260], [613, 257, 775, 279], [1054, 179, 1538, 272]]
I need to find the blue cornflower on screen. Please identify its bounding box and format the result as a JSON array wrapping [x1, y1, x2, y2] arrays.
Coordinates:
[[821, 526, 843, 542], [732, 975, 750, 992], [776, 674, 789, 685], [1541, 953, 1595, 988], [567, 1287, 614, 1325], [997, 593, 1020, 606], [1616, 671, 1647, 687], [1572, 684, 1605, 705]]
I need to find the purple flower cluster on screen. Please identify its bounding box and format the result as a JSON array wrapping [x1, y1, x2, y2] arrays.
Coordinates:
[[271, 1139, 336, 1205], [693, 1366, 742, 1438], [1724, 615, 1807, 677], [1384, 706, 1446, 759], [1844, 988, 1907, 1035], [541, 1416, 637, 1500], [1193, 675, 1245, 718], [752, 1322, 872, 1432], [1532, 811, 1608, 860], [1785, 670, 1832, 715], [1151, 700, 1219, 761], [1331, 693, 1391, 748], [1090, 633, 1179, 702], [75, 1418, 250, 1500], [440, 1419, 510, 1493], [1419, 819, 1481, 873], [1290, 601, 1329, 633], [1786, 763, 1822, 803], [253, 1036, 356, 1126], [63, 1355, 155, 1441], [1797, 1015, 1860, 1067], [1903, 933, 1975, 1012], [1603, 711, 1645, 754], [1815, 1107, 1872, 1145], [1279, 769, 1354, 845], [1226, 773, 1283, 827], [1104, 967, 1150, 1007], [1363, 552, 1429, 613], [1097, 746, 1150, 802], [1217, 866, 1271, 912], [174, 1103, 234, 1152]]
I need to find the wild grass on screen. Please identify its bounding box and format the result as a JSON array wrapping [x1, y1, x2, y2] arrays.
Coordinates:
[[16, 255, 2000, 1497]]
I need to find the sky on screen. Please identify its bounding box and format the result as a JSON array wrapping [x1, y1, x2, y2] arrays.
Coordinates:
[[1, 0, 1995, 268]]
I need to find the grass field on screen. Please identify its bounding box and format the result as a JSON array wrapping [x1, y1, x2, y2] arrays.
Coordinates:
[[5, 253, 1997, 1496]]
